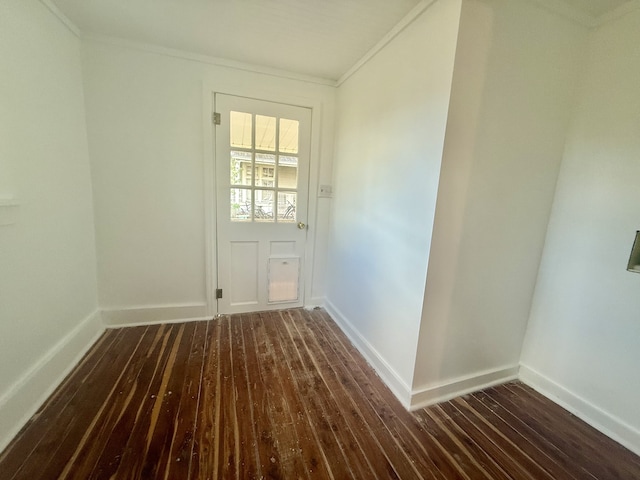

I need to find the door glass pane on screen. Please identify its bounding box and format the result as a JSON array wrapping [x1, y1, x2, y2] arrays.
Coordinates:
[[278, 156, 298, 189], [255, 115, 276, 151], [278, 192, 296, 223], [231, 151, 252, 186], [255, 189, 274, 222], [231, 188, 251, 222], [255, 153, 275, 187], [279, 118, 299, 154], [230, 111, 252, 149]]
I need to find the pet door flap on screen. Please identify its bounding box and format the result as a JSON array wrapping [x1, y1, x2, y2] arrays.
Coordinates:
[[268, 257, 300, 302]]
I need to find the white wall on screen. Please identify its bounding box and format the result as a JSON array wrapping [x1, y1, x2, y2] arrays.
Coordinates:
[[411, 0, 588, 405], [521, 8, 640, 454], [0, 0, 101, 451], [2, 0, 636, 459], [81, 40, 336, 324], [325, 0, 463, 404]]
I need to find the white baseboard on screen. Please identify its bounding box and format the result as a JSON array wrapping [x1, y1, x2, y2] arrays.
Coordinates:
[[101, 303, 210, 328], [519, 364, 640, 456], [410, 366, 520, 411], [324, 300, 413, 408], [0, 309, 104, 454]]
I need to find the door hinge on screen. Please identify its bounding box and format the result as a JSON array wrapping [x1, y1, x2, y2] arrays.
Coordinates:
[[216, 288, 223, 299], [212, 112, 221, 125]]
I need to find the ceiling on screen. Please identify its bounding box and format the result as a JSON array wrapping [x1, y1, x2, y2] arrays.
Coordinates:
[[50, 0, 634, 81], [50, 0, 423, 81], [560, 0, 630, 16]]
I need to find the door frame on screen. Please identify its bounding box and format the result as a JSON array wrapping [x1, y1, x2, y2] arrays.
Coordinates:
[[202, 81, 324, 316]]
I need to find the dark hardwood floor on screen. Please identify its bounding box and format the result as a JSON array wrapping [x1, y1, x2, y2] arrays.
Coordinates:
[[1, 308, 638, 479]]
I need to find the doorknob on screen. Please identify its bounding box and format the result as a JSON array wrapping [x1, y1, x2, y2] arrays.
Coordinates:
[[297, 222, 306, 230]]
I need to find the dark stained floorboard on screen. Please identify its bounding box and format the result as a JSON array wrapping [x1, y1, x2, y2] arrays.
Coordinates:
[[0, 329, 123, 478], [1, 308, 639, 479]]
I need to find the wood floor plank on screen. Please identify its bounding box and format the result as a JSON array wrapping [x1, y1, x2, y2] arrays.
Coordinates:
[[229, 314, 263, 479], [218, 315, 241, 479], [92, 323, 188, 479], [294, 309, 426, 479], [282, 310, 393, 478], [280, 309, 379, 479], [266, 309, 353, 478], [0, 329, 121, 478], [261, 310, 327, 479], [442, 396, 551, 480], [142, 324, 194, 476], [191, 317, 222, 479], [81, 325, 174, 479], [1, 308, 639, 480], [164, 321, 209, 479], [423, 404, 511, 480], [486, 384, 640, 480], [240, 312, 288, 479], [312, 309, 466, 479], [506, 382, 640, 473], [71, 324, 174, 479], [291, 311, 403, 475], [465, 391, 582, 479], [8, 327, 150, 480]]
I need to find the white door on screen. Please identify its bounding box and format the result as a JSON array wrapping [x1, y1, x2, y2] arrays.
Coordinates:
[[215, 94, 311, 314]]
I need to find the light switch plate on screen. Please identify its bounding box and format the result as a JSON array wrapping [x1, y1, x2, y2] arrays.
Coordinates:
[[318, 184, 333, 198]]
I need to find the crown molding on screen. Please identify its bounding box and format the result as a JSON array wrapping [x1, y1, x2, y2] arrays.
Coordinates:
[[528, 0, 598, 27], [39, 0, 81, 37], [82, 34, 337, 87], [595, 0, 640, 26], [337, 0, 437, 86], [531, 0, 640, 28], [42, 0, 640, 90]]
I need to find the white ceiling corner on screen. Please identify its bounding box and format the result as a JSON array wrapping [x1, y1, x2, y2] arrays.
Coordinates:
[[49, 0, 639, 80], [50, 0, 424, 81]]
